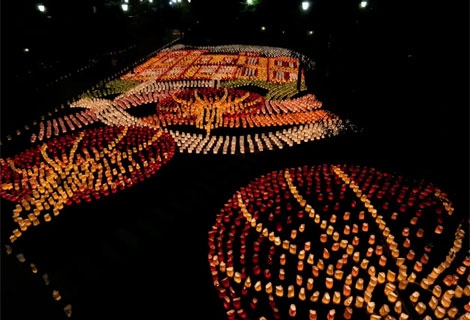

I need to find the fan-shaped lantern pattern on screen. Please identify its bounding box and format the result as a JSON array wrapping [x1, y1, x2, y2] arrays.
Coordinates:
[[1, 126, 175, 243]]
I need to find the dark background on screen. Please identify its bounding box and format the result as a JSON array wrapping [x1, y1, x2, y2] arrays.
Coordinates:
[[1, 0, 468, 319]]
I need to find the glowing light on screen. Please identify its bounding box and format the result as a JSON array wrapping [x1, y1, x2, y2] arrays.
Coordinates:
[[261, 26, 266, 31], [37, 4, 46, 12], [360, 1, 368, 8], [247, 0, 253, 4], [121, 3, 129, 11], [124, 0, 129, 3], [301, 1, 310, 10], [308, 30, 314, 35], [24, 48, 30, 53]]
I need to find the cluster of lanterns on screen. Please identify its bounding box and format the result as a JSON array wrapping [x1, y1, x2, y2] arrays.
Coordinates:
[[159, 88, 264, 134], [31, 109, 98, 143], [208, 165, 469, 319], [65, 90, 345, 154], [73, 98, 160, 130], [2, 125, 175, 317], [164, 119, 345, 154], [3, 41, 176, 146], [3, 44, 345, 317], [221, 79, 307, 101], [120, 48, 305, 84], [114, 79, 217, 109], [1, 126, 175, 243], [3, 41, 469, 320], [60, 50, 346, 154], [13, 45, 328, 154], [166, 44, 316, 69], [1, 40, 188, 317], [151, 100, 328, 129]]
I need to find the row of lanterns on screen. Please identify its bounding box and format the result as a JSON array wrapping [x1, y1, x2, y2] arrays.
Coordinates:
[[164, 119, 345, 155]]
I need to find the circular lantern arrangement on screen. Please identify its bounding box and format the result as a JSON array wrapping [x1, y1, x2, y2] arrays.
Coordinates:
[[209, 165, 469, 320], [1, 126, 175, 243]]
